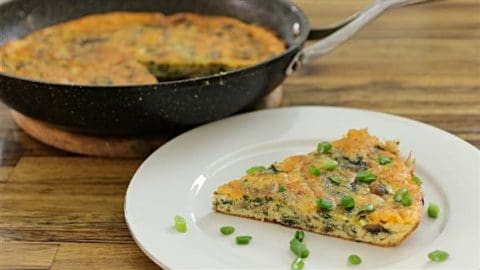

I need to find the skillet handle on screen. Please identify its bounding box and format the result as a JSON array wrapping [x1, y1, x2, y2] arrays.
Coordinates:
[[286, 0, 437, 75]]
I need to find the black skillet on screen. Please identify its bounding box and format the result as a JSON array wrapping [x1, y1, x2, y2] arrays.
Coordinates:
[[0, 0, 430, 135]]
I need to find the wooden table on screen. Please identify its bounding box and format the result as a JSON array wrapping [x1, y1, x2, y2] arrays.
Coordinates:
[[1, 1, 479, 269]]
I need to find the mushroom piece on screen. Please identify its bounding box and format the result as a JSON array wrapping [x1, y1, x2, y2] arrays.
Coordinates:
[[364, 224, 390, 234], [370, 183, 389, 196]]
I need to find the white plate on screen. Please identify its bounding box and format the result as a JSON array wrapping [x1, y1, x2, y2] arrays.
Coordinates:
[[125, 106, 480, 269]]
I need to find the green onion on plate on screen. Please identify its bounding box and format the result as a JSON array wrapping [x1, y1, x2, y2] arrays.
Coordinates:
[[290, 238, 309, 258], [291, 257, 305, 270], [294, 230, 305, 242], [219, 226, 235, 235], [428, 203, 440, 218], [348, 254, 362, 265], [235, 235, 252, 245], [174, 215, 187, 233], [428, 250, 449, 262]]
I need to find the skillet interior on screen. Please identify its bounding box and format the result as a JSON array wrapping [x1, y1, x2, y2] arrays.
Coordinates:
[[0, 0, 308, 49], [0, 0, 310, 135]]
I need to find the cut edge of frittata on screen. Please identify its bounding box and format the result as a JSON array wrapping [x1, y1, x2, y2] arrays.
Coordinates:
[[212, 129, 423, 247]]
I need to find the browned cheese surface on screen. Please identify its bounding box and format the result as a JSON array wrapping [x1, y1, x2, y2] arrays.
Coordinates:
[[0, 12, 284, 85]]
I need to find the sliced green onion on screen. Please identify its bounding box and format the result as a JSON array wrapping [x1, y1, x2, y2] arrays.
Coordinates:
[[309, 166, 321, 176], [401, 191, 413, 206], [291, 257, 305, 270], [320, 158, 338, 171], [290, 238, 309, 258], [316, 198, 334, 211], [219, 226, 235, 235], [394, 188, 408, 202], [294, 230, 305, 242], [412, 175, 423, 185], [428, 250, 449, 262], [278, 186, 287, 193], [355, 170, 377, 183], [328, 176, 343, 185], [246, 166, 266, 175], [348, 254, 362, 265], [317, 141, 332, 154], [341, 195, 355, 210], [174, 215, 187, 233], [428, 203, 440, 218], [378, 155, 392, 165], [236, 235, 252, 245], [358, 204, 375, 214]]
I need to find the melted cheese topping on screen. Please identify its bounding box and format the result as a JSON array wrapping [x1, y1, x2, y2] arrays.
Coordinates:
[[0, 12, 285, 85]]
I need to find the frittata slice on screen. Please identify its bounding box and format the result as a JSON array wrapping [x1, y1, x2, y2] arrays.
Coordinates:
[[212, 129, 423, 247]]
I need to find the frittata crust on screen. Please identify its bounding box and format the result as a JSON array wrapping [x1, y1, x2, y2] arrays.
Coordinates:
[[0, 12, 285, 85], [212, 129, 423, 247], [217, 210, 421, 247]]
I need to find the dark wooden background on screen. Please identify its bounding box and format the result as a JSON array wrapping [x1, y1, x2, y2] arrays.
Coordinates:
[[0, 0, 479, 269]]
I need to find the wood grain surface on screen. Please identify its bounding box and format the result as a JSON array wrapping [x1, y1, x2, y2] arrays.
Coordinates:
[[0, 0, 479, 269]]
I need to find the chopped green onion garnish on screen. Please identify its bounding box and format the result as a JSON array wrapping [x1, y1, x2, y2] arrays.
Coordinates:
[[320, 158, 338, 171], [412, 175, 423, 185], [378, 155, 392, 165], [428, 203, 440, 218], [279, 186, 287, 193], [348, 254, 362, 265], [328, 176, 343, 185], [401, 191, 413, 206], [309, 166, 321, 176], [291, 257, 305, 270], [317, 141, 332, 154], [290, 238, 309, 258], [358, 204, 375, 214], [235, 235, 252, 245], [294, 230, 305, 242], [394, 188, 408, 202], [428, 250, 449, 262], [341, 195, 355, 210], [355, 170, 377, 183], [174, 215, 187, 233], [219, 226, 235, 235], [246, 166, 266, 175], [316, 198, 334, 211]]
